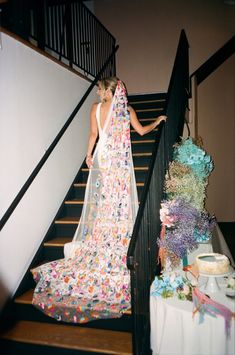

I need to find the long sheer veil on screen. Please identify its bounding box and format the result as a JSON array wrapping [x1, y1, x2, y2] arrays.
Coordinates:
[[64, 81, 139, 259]]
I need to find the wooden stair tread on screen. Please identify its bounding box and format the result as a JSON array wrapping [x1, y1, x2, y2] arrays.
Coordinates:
[[130, 127, 158, 133], [129, 99, 165, 104], [44, 237, 72, 247], [55, 216, 80, 224], [135, 107, 163, 112], [74, 182, 145, 187], [15, 289, 34, 304], [82, 166, 148, 172], [132, 152, 152, 157], [15, 289, 132, 316], [65, 199, 140, 204], [139, 117, 156, 122], [132, 140, 155, 144], [65, 200, 84, 204], [1, 320, 132, 354]]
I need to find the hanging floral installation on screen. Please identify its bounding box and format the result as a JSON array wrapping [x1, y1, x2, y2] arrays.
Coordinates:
[[153, 138, 235, 337], [173, 137, 214, 180], [158, 137, 216, 271]]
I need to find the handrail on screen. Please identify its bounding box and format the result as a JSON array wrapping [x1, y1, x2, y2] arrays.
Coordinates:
[[190, 35, 235, 89], [0, 45, 119, 231], [127, 29, 189, 355], [127, 29, 189, 264]]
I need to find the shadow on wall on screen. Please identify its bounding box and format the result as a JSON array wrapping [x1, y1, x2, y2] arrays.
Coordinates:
[[0, 279, 10, 311], [0, 279, 15, 332]]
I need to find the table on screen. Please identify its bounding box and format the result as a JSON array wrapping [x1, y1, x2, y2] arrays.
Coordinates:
[[150, 276, 235, 355]]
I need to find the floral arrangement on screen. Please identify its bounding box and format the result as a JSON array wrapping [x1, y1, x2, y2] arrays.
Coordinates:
[[158, 137, 216, 271], [226, 277, 235, 297], [227, 277, 235, 291], [151, 272, 196, 301], [165, 161, 206, 210], [173, 137, 214, 180], [194, 211, 216, 243], [158, 198, 215, 268]]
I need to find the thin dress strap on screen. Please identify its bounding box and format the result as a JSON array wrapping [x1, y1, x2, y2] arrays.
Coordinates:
[[96, 102, 102, 135]]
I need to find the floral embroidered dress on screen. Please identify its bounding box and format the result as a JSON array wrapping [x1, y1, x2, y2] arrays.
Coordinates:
[[31, 81, 139, 323]]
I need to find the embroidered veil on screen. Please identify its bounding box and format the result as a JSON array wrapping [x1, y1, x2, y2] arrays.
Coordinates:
[[31, 80, 139, 323], [64, 80, 139, 259]]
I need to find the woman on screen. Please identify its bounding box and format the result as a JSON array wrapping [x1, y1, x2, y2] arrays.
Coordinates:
[[32, 77, 166, 323]]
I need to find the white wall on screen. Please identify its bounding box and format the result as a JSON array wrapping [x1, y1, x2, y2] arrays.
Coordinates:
[[94, 0, 235, 94], [197, 55, 235, 221], [0, 31, 97, 309]]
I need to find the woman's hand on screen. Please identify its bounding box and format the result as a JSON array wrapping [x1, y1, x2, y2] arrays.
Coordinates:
[[86, 155, 93, 169], [156, 115, 167, 125]]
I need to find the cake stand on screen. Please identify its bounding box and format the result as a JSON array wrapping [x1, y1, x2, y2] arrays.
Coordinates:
[[199, 267, 234, 294]]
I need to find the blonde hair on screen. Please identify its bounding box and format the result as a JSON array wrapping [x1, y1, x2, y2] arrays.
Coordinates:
[[99, 76, 119, 96]]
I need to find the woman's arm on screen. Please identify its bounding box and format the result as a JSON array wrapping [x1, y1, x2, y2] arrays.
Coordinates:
[[86, 103, 98, 168], [129, 106, 167, 136]]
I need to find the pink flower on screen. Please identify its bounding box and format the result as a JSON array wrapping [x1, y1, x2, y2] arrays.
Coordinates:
[[160, 206, 176, 227], [182, 284, 190, 295]]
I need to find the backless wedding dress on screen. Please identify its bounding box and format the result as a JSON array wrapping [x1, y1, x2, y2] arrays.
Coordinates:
[[31, 81, 139, 323]]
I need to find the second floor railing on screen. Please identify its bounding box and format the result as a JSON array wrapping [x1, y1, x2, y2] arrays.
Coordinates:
[[1, 0, 116, 78], [127, 29, 189, 355], [190, 35, 235, 89], [189, 35, 234, 139]]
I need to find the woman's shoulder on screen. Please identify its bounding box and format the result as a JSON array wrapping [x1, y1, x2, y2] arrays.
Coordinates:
[[92, 102, 100, 108], [90, 102, 100, 112]]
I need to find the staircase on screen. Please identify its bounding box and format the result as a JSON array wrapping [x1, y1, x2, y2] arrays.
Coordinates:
[[0, 92, 166, 355]]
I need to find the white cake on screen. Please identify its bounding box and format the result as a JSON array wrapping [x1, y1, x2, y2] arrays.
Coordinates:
[[196, 253, 230, 275]]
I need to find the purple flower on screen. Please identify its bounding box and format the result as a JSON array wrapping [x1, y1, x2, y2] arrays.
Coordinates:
[[158, 198, 216, 259]]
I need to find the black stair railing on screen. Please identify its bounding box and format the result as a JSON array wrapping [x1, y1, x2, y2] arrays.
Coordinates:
[[127, 29, 189, 355], [1, 0, 116, 78], [0, 44, 119, 232], [190, 35, 235, 89], [189, 35, 235, 139]]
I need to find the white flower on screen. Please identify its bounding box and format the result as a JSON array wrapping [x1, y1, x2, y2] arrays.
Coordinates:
[[227, 277, 235, 290], [190, 279, 198, 287], [182, 284, 190, 295]]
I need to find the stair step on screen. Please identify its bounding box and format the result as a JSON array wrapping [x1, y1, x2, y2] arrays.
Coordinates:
[[129, 98, 165, 105], [74, 181, 145, 188], [130, 127, 157, 133], [128, 92, 166, 102], [138, 117, 156, 122], [132, 140, 155, 144], [81, 166, 148, 172], [132, 152, 152, 157], [65, 199, 140, 205], [74, 182, 87, 187], [15, 289, 33, 304], [44, 237, 71, 247], [0, 320, 132, 355], [55, 217, 80, 224], [65, 200, 84, 205], [135, 107, 163, 112], [15, 289, 132, 316]]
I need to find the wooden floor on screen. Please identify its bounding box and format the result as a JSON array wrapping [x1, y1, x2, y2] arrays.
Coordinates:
[[1, 320, 133, 355]]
